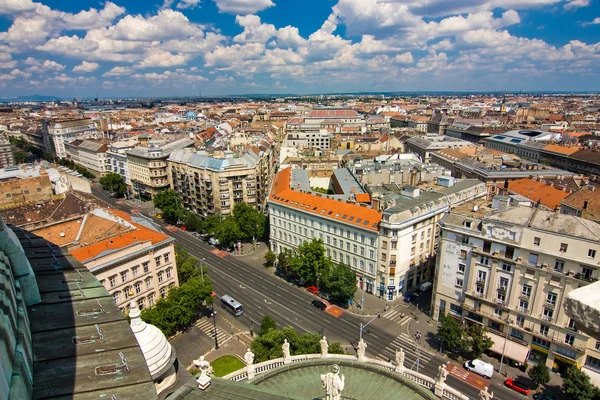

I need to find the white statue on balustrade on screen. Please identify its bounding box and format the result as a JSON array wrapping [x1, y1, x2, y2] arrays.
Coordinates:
[[320, 336, 329, 358], [321, 364, 345, 400]]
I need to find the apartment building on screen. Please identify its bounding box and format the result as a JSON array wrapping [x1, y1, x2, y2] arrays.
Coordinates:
[[0, 133, 14, 167], [32, 208, 178, 312], [127, 138, 194, 197], [42, 118, 99, 159], [168, 145, 273, 216], [374, 179, 487, 299], [64, 139, 109, 175], [432, 204, 600, 374], [106, 138, 139, 186], [269, 167, 382, 295], [0, 170, 53, 207], [286, 108, 365, 135], [283, 129, 332, 150], [404, 135, 475, 164]]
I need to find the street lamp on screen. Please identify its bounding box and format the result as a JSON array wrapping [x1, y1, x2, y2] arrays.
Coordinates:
[[200, 257, 206, 282], [499, 317, 513, 375], [359, 313, 381, 341], [212, 311, 219, 349]]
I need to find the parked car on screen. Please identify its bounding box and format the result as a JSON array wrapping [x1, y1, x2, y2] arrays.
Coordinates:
[[464, 359, 493, 379], [311, 299, 327, 311], [533, 393, 554, 400], [208, 237, 220, 246], [504, 378, 531, 395], [306, 286, 319, 294], [319, 293, 331, 301]]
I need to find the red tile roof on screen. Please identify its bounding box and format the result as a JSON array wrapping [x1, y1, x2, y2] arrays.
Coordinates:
[[307, 109, 359, 118], [269, 168, 382, 231], [70, 209, 171, 262], [507, 178, 570, 210]]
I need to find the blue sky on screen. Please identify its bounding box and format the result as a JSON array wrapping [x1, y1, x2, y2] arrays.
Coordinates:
[[0, 0, 599, 97]]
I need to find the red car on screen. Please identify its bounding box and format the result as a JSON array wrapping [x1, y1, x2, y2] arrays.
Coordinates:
[[504, 378, 531, 395], [306, 286, 319, 294]]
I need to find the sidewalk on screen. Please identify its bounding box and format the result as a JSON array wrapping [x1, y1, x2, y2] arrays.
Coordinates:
[[346, 288, 394, 318]]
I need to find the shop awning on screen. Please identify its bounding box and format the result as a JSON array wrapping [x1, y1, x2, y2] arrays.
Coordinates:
[[583, 366, 600, 388], [486, 331, 529, 364]]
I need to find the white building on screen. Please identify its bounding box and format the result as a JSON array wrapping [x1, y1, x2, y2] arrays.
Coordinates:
[[107, 138, 139, 186], [269, 167, 382, 295], [42, 118, 99, 159], [283, 129, 332, 150], [433, 203, 600, 374], [64, 139, 109, 175]]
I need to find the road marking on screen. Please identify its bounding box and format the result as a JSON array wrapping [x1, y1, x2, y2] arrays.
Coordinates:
[[399, 316, 411, 326], [383, 310, 400, 319]]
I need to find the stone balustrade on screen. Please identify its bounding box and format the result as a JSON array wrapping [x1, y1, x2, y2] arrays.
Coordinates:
[[221, 353, 468, 400]]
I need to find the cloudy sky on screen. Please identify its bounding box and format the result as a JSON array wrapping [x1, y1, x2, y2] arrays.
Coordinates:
[[0, 0, 599, 97]]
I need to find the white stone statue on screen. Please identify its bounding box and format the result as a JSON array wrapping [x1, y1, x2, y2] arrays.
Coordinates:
[[282, 339, 291, 362], [244, 348, 255, 366], [193, 356, 213, 390], [479, 387, 494, 400], [320, 336, 329, 358], [321, 364, 345, 400], [436, 364, 449, 386], [395, 348, 405, 371], [357, 338, 367, 362]]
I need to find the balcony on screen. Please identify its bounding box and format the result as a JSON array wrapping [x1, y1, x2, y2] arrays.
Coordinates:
[[519, 293, 531, 301], [476, 279, 485, 287], [220, 186, 229, 192], [541, 314, 553, 322], [518, 306, 528, 314]]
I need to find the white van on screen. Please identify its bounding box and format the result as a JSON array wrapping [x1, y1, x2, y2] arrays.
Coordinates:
[[464, 359, 493, 379], [419, 282, 433, 292]]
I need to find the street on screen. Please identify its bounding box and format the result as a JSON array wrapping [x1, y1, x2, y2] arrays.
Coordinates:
[[92, 186, 521, 400]]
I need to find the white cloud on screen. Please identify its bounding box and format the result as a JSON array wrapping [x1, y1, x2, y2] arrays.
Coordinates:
[[177, 0, 202, 9], [134, 48, 190, 68], [275, 26, 307, 47], [394, 52, 414, 63], [212, 0, 275, 15], [27, 59, 65, 72], [0, 2, 125, 50], [564, 0, 590, 9], [582, 17, 600, 26], [204, 42, 265, 67], [103, 66, 134, 76], [0, 0, 36, 15], [0, 68, 30, 80], [72, 61, 99, 73], [0, 53, 16, 69], [131, 70, 209, 84], [108, 9, 200, 41], [233, 15, 276, 43]]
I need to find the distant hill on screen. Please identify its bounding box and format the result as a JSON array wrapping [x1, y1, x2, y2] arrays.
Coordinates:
[[0, 94, 64, 103]]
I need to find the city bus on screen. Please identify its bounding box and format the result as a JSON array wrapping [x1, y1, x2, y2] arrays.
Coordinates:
[[220, 295, 243, 316]]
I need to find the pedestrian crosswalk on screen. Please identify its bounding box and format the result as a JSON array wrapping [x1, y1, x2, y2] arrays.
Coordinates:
[[194, 317, 230, 344], [375, 332, 434, 369], [381, 309, 412, 326]]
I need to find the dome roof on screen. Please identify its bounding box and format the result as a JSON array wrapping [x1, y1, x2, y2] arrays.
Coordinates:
[[185, 111, 197, 118], [129, 301, 176, 380]]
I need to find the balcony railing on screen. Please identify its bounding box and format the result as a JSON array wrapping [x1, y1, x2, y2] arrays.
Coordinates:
[[518, 306, 528, 313], [541, 314, 553, 322]]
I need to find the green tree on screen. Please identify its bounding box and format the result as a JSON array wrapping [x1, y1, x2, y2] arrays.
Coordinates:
[[264, 250, 276, 267], [258, 315, 277, 336], [184, 212, 203, 232], [232, 202, 266, 241], [201, 214, 221, 235], [153, 189, 185, 224], [291, 239, 331, 285], [250, 326, 345, 363], [174, 244, 205, 285], [437, 315, 466, 354], [277, 250, 291, 272], [318, 262, 357, 303], [527, 363, 550, 390], [214, 215, 241, 247], [13, 151, 27, 164], [99, 172, 127, 197], [141, 274, 213, 337], [562, 365, 597, 400], [464, 323, 493, 358]]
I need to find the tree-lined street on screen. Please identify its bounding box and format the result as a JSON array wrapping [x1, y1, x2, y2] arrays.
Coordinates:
[[92, 185, 524, 400]]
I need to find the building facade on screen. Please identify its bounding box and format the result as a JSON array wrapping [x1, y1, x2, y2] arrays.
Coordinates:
[[106, 138, 139, 186], [432, 205, 600, 374], [269, 167, 382, 295], [0, 133, 15, 167], [64, 139, 109, 175], [69, 209, 178, 312], [127, 138, 194, 198], [42, 118, 99, 159], [168, 146, 273, 216]]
